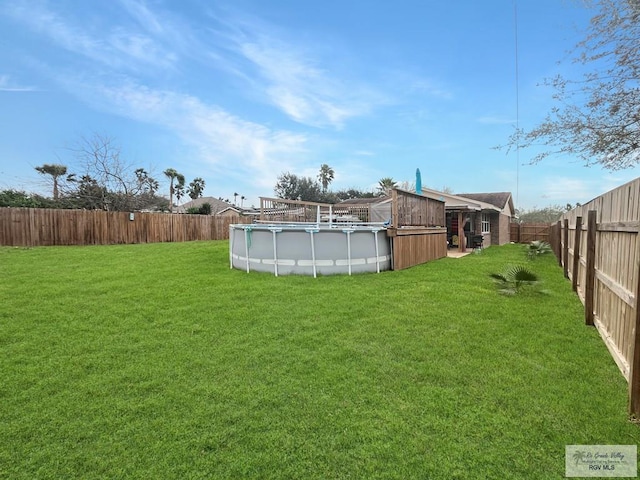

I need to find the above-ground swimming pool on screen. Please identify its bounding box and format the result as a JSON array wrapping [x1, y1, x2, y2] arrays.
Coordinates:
[[229, 223, 391, 276]]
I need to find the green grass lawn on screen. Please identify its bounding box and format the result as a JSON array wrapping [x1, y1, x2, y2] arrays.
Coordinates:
[[1, 242, 638, 479]]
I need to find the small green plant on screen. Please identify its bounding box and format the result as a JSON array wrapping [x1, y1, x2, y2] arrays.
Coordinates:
[[490, 265, 540, 295], [186, 203, 212, 215], [526, 240, 552, 260]]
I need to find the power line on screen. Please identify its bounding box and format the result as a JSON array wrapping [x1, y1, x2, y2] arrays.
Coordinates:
[[514, 1, 520, 211]]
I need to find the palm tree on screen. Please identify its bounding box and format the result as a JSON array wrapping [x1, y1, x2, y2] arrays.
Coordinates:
[[240, 195, 246, 207], [377, 177, 397, 196], [187, 177, 206, 200], [35, 164, 68, 200], [233, 192, 238, 205], [318, 164, 335, 193], [164, 168, 185, 212]]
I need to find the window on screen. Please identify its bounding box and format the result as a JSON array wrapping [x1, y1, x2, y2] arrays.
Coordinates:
[[481, 213, 490, 233]]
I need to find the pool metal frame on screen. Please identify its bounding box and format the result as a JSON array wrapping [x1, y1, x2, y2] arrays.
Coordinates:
[[229, 222, 391, 277]]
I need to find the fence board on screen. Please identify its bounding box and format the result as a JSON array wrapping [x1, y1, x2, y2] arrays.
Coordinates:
[[387, 228, 447, 270], [510, 223, 551, 243], [0, 208, 250, 246], [555, 177, 640, 416]]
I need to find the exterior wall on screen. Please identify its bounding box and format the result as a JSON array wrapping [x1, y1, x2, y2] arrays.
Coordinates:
[[489, 213, 511, 245], [498, 213, 511, 244], [490, 214, 500, 246]]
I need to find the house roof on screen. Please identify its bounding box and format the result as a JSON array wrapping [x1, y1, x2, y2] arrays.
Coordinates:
[[455, 192, 513, 211], [178, 197, 242, 214], [421, 188, 513, 214], [455, 192, 514, 215]]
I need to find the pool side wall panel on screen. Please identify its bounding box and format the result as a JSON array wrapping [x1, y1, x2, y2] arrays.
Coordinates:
[[230, 227, 391, 275]]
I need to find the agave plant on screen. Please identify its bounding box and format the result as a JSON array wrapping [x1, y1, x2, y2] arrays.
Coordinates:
[[490, 265, 540, 295], [526, 240, 552, 260]]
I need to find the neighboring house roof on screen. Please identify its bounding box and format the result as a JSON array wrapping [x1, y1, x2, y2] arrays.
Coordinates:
[[178, 197, 242, 214]]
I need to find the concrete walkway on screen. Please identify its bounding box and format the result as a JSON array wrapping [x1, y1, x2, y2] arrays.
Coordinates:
[[447, 250, 472, 258]]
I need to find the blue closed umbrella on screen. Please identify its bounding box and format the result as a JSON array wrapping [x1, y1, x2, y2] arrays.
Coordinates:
[[415, 168, 422, 194]]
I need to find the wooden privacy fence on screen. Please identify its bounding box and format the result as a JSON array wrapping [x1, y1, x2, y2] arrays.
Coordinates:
[[388, 189, 447, 269], [0, 208, 251, 246], [551, 177, 640, 416], [510, 222, 551, 243]]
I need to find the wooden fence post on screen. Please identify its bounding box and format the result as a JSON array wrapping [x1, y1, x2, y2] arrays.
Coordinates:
[[585, 210, 597, 327], [572, 216, 582, 292], [563, 219, 569, 279], [629, 230, 640, 417], [556, 220, 562, 266]]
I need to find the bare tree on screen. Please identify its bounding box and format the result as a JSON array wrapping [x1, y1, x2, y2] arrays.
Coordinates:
[[503, 0, 640, 170], [69, 134, 160, 211]]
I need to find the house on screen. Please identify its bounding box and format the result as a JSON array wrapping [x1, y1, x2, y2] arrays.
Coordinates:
[[421, 188, 514, 248], [177, 197, 247, 216]]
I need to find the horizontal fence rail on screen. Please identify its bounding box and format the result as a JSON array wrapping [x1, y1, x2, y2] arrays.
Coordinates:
[[0, 208, 251, 246], [552, 177, 640, 416]]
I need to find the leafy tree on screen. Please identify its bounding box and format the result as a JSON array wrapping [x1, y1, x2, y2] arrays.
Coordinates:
[[515, 204, 568, 223], [135, 168, 159, 195], [504, 0, 640, 170], [186, 202, 211, 215], [333, 188, 377, 201], [0, 189, 42, 207], [72, 175, 107, 210], [164, 168, 185, 212], [35, 164, 68, 200], [199, 202, 212, 215], [377, 177, 397, 196], [274, 172, 322, 202], [318, 164, 335, 193], [187, 177, 206, 200], [174, 183, 185, 205]]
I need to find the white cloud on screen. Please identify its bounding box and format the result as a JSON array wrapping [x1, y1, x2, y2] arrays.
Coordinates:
[[3, 1, 177, 71], [540, 177, 593, 202], [78, 79, 308, 190], [0, 74, 36, 92], [477, 115, 515, 125], [117, 0, 164, 35], [409, 78, 453, 100], [205, 14, 388, 129]]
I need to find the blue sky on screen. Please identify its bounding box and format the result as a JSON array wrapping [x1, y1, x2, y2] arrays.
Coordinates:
[[1, 0, 638, 210]]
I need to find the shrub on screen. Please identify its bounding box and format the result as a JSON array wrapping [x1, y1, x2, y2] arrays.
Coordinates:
[[526, 240, 552, 260], [490, 265, 540, 295]]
